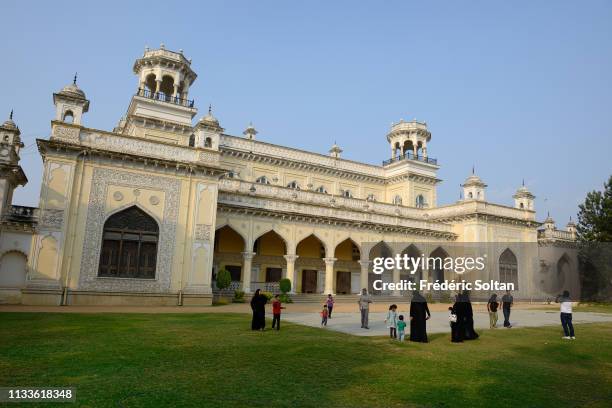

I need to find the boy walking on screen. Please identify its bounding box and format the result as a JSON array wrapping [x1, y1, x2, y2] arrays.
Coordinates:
[[556, 290, 575, 340], [397, 315, 407, 342], [501, 290, 513, 328], [321, 305, 329, 326], [272, 294, 284, 330]]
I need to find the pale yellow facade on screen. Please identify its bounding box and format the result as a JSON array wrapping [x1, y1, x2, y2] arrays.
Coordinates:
[[0, 46, 579, 305]]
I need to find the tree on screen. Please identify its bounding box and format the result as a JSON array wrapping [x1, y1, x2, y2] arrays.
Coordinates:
[[279, 278, 291, 294], [577, 175, 612, 242], [576, 175, 612, 301], [216, 268, 232, 291]]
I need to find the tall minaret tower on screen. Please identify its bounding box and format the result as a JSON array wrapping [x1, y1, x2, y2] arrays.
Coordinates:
[[0, 111, 27, 215], [120, 44, 198, 143]]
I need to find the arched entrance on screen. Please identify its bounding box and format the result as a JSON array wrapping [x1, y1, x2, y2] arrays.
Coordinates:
[[252, 230, 287, 292], [0, 251, 28, 288], [499, 248, 518, 290], [369, 241, 393, 295], [213, 225, 246, 290], [334, 239, 360, 294], [98, 206, 159, 279], [296, 235, 326, 293]]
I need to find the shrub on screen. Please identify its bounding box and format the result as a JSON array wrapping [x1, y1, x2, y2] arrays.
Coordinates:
[[279, 278, 292, 294], [216, 268, 231, 291], [279, 293, 293, 304], [261, 291, 273, 301], [440, 292, 452, 304], [213, 298, 230, 306], [233, 290, 245, 303]]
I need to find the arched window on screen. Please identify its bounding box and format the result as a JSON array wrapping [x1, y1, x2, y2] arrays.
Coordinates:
[[468, 192, 473, 199], [342, 189, 353, 198], [98, 206, 159, 279], [415, 194, 426, 208], [367, 193, 377, 202], [144, 73, 157, 94], [499, 248, 518, 289], [63, 110, 74, 124], [159, 75, 175, 101], [188, 134, 195, 147], [287, 180, 300, 190], [519, 202, 524, 209], [393, 195, 403, 205], [256, 176, 271, 184], [315, 185, 328, 194], [204, 137, 212, 148], [0, 251, 28, 288]]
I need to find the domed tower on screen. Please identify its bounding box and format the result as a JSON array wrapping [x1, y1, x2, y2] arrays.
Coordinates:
[[53, 75, 90, 125], [566, 216, 577, 238], [193, 106, 223, 150], [543, 212, 556, 231], [462, 168, 487, 201], [386, 119, 431, 160], [0, 111, 27, 215], [122, 45, 198, 141], [513, 180, 535, 210]]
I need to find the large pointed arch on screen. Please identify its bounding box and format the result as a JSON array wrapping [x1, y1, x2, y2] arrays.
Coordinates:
[[499, 248, 518, 290], [98, 205, 159, 279], [429, 246, 450, 282], [401, 244, 423, 282], [296, 234, 326, 293], [213, 225, 246, 284]]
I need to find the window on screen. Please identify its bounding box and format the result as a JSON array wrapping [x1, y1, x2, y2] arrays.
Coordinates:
[[315, 185, 328, 194], [499, 248, 518, 289], [393, 195, 403, 205], [468, 192, 473, 199], [256, 176, 271, 185], [342, 189, 353, 198], [98, 206, 159, 279], [367, 193, 377, 202], [287, 180, 301, 190], [204, 137, 212, 148], [188, 134, 195, 147], [520, 202, 524, 209], [416, 194, 426, 208], [63, 110, 74, 124]]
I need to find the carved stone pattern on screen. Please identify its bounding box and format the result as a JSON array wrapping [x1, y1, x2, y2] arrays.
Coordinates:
[[78, 167, 181, 292], [198, 151, 219, 164], [39, 209, 64, 229], [113, 191, 124, 201], [149, 195, 160, 206], [195, 224, 211, 241], [52, 126, 80, 142], [80, 131, 199, 163]]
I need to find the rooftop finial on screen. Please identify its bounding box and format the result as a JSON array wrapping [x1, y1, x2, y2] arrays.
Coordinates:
[[73, 72, 77, 85], [472, 165, 475, 175], [9, 109, 13, 120], [522, 178, 525, 186], [208, 104, 212, 114]]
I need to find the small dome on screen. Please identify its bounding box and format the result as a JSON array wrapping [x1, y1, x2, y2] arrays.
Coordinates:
[[59, 83, 86, 99], [199, 105, 219, 126], [463, 174, 485, 187], [1, 111, 18, 131]]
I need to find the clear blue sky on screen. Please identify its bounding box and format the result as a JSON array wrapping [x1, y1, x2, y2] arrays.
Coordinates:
[[2, 0, 611, 226]]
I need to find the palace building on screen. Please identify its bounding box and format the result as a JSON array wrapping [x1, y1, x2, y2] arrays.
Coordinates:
[[0, 46, 579, 305]]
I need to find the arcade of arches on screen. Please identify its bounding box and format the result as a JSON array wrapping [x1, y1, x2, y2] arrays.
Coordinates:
[[209, 225, 526, 296]]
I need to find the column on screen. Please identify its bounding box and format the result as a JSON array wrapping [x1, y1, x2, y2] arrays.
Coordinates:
[[155, 79, 161, 93], [242, 251, 255, 293], [173, 83, 179, 98], [323, 257, 336, 295], [393, 267, 401, 296], [422, 141, 428, 158], [359, 260, 370, 293], [283, 254, 299, 294]]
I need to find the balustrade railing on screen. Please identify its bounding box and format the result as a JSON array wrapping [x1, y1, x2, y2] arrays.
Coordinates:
[[136, 88, 195, 108], [383, 151, 437, 166], [2, 205, 37, 223]]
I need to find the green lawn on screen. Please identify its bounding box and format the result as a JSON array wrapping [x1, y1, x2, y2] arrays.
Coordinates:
[[0, 313, 611, 407]]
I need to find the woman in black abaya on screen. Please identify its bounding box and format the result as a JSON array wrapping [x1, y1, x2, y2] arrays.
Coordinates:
[[452, 294, 466, 342], [250, 289, 268, 331], [409, 291, 431, 342], [462, 291, 479, 340]]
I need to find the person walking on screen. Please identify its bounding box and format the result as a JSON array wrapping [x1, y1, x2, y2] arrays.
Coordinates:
[[397, 315, 407, 342], [271, 294, 285, 331], [385, 304, 399, 339], [358, 288, 373, 329], [462, 291, 479, 340], [321, 305, 329, 327], [556, 290, 575, 340], [451, 295, 465, 343], [250, 289, 268, 331], [326, 294, 335, 318], [487, 293, 499, 328], [501, 290, 513, 328]]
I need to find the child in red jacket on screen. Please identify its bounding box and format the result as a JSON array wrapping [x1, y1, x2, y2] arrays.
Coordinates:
[[272, 294, 285, 330]]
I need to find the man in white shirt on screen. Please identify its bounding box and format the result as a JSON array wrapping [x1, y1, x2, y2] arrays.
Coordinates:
[[358, 288, 373, 329], [555, 290, 575, 340]]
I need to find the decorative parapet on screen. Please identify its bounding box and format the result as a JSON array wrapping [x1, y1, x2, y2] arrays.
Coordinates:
[[538, 228, 576, 242], [425, 201, 537, 224], [50, 123, 220, 167], [217, 179, 455, 238]]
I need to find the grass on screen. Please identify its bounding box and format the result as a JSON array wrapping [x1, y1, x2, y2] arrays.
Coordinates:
[[0, 313, 611, 407]]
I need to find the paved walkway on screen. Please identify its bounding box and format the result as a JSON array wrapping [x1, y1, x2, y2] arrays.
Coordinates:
[[282, 309, 612, 336]]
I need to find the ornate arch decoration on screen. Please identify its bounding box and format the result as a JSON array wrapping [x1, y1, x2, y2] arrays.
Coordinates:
[[98, 205, 159, 279]]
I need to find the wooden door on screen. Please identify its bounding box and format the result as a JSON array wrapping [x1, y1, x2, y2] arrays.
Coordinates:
[[265, 267, 282, 282], [336, 271, 351, 294], [301, 270, 318, 293]]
